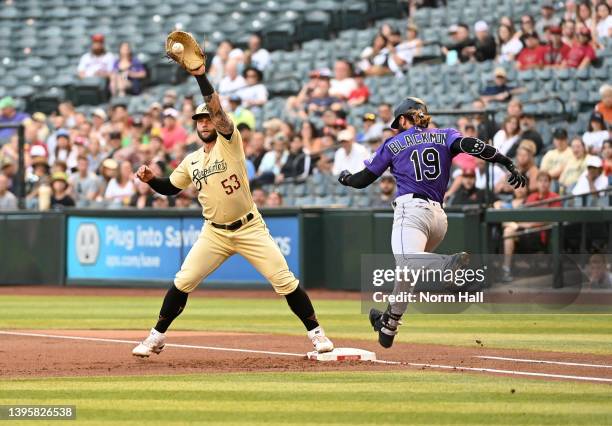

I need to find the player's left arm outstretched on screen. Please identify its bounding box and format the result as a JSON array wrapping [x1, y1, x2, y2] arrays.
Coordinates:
[[338, 136, 527, 189], [189, 64, 234, 139]]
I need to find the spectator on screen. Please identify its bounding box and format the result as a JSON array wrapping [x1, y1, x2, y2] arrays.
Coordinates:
[[441, 23, 474, 63], [526, 170, 562, 206], [506, 113, 544, 157], [562, 27, 597, 68], [480, 68, 521, 104], [279, 135, 310, 183], [386, 26, 419, 76], [468, 21, 497, 62], [371, 174, 396, 208], [583, 112, 609, 154], [151, 193, 172, 208], [497, 24, 524, 63], [347, 69, 370, 106], [471, 99, 498, 141], [130, 180, 154, 208], [162, 89, 178, 109], [561, 18, 577, 45], [244, 33, 270, 72], [559, 137, 588, 192], [496, 183, 530, 281], [314, 152, 334, 175], [450, 168, 495, 206], [0, 174, 17, 210], [298, 121, 321, 155], [594, 3, 612, 39], [227, 96, 256, 130], [254, 134, 289, 185], [572, 155, 609, 205], [541, 26, 571, 67], [515, 140, 539, 192], [563, 0, 578, 22], [603, 139, 612, 175], [518, 14, 537, 40], [110, 42, 146, 97], [50, 129, 78, 171], [251, 187, 267, 209], [266, 191, 283, 207], [329, 59, 357, 100], [247, 131, 267, 171], [0, 97, 29, 142], [104, 160, 135, 205], [585, 253, 612, 289], [237, 67, 268, 108], [493, 116, 521, 155], [69, 156, 101, 207], [576, 1, 593, 28], [306, 79, 338, 117], [506, 97, 524, 119], [541, 128, 573, 181], [358, 113, 384, 144], [595, 84, 612, 125], [537, 1, 561, 34], [175, 189, 196, 209], [516, 32, 544, 70], [77, 34, 114, 79], [50, 172, 75, 209], [359, 32, 391, 76], [209, 40, 244, 84], [378, 103, 394, 127], [218, 60, 247, 99], [160, 108, 187, 151], [332, 129, 369, 175]]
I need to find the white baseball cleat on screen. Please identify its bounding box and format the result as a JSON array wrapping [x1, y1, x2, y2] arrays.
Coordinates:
[[308, 326, 334, 353], [132, 328, 166, 357]]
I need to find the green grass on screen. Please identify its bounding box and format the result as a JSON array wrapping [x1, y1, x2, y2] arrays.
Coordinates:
[[1, 371, 611, 425], [1, 295, 611, 354]]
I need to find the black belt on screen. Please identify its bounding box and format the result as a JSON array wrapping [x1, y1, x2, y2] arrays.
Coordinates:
[[211, 212, 254, 231], [392, 193, 430, 208]]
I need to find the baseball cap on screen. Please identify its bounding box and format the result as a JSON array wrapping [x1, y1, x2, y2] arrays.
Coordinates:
[[108, 131, 121, 140], [102, 158, 118, 170], [163, 108, 179, 118], [92, 108, 107, 121], [380, 172, 395, 182], [229, 94, 242, 103], [462, 168, 476, 177], [448, 24, 459, 34], [590, 112, 605, 125], [552, 128, 568, 139], [334, 118, 347, 128], [363, 112, 377, 121], [56, 128, 70, 139], [51, 171, 68, 183], [32, 112, 46, 123], [191, 103, 210, 120], [149, 102, 162, 111], [586, 155, 603, 168], [30, 144, 47, 158], [73, 136, 87, 146], [548, 25, 562, 35], [91, 34, 105, 42], [541, 0, 554, 9], [337, 129, 353, 142], [494, 67, 507, 78], [474, 20, 489, 32], [579, 27, 591, 37], [0, 96, 15, 109]]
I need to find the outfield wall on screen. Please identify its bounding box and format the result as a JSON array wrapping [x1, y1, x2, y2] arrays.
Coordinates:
[[0, 207, 609, 290]]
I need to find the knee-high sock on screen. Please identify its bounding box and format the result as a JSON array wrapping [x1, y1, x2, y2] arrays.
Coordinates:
[[155, 285, 189, 333], [285, 286, 319, 331]]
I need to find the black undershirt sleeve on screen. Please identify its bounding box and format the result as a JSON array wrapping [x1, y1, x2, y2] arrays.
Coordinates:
[[344, 168, 379, 189], [148, 177, 182, 196], [450, 137, 513, 169]]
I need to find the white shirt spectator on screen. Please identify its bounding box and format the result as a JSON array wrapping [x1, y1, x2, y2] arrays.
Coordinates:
[[389, 42, 418, 75], [237, 83, 268, 106], [572, 170, 608, 195], [330, 78, 358, 100], [0, 190, 17, 210], [498, 38, 524, 63], [332, 142, 369, 175], [583, 130, 609, 154], [77, 52, 115, 78], [597, 16, 612, 39], [493, 129, 520, 155], [258, 150, 289, 175], [451, 165, 506, 189], [250, 48, 271, 71], [218, 75, 247, 97], [104, 178, 135, 202]]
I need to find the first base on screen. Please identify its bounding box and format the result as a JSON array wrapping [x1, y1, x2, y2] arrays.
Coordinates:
[[307, 348, 377, 362]]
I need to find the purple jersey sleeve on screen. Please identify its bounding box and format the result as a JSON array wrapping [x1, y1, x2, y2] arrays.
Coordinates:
[[364, 139, 393, 176], [444, 128, 463, 153]]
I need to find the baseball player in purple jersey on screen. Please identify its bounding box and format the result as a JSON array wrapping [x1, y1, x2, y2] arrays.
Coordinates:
[[338, 97, 526, 348]]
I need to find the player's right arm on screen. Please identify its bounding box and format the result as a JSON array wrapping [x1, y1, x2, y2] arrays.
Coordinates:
[[136, 165, 182, 196], [450, 136, 527, 188], [189, 65, 234, 139]]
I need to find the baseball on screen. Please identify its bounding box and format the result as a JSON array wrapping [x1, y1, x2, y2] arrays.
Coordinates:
[[172, 42, 184, 55]]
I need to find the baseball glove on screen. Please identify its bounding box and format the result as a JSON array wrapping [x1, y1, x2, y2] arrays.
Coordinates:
[[165, 31, 206, 72]]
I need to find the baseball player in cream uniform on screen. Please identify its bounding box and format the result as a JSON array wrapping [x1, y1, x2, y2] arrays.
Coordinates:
[[132, 64, 333, 356]]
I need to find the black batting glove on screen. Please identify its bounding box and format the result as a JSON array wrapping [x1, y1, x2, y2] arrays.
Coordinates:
[[338, 170, 352, 186], [505, 163, 527, 189]]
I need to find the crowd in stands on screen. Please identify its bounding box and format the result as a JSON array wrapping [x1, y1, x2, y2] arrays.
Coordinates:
[[0, 0, 610, 214]]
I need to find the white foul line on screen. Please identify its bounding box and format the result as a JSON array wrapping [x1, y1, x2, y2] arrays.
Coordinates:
[[475, 356, 612, 369], [2, 330, 612, 383]]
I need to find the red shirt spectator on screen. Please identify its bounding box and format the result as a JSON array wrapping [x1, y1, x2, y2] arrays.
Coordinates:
[[525, 190, 561, 207], [540, 26, 570, 66], [160, 108, 187, 150], [516, 33, 543, 70], [563, 28, 597, 68]]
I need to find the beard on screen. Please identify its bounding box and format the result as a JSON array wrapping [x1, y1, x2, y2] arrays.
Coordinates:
[[197, 129, 217, 143]]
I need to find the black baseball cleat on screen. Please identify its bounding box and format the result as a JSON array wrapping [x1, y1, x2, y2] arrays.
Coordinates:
[[369, 308, 402, 348]]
